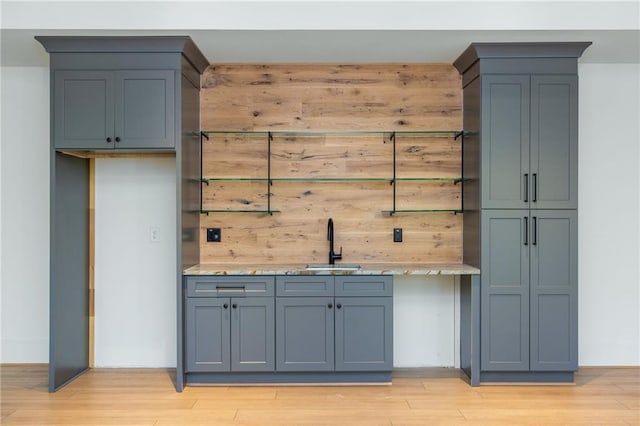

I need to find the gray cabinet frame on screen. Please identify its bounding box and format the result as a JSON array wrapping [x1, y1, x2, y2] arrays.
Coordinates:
[[37, 36, 209, 392], [455, 42, 590, 385]]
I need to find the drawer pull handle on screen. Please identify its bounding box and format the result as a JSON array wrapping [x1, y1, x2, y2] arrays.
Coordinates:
[[232, 303, 238, 309], [216, 286, 246, 294], [327, 303, 333, 309], [336, 303, 342, 309], [223, 303, 228, 309]]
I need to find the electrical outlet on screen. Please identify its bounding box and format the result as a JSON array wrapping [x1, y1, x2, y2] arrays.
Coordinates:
[[207, 228, 221, 242], [393, 228, 403, 243], [150, 226, 160, 242]]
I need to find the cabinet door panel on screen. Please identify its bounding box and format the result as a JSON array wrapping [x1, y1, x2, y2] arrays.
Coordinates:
[[54, 71, 114, 149], [115, 70, 175, 149], [276, 276, 333, 297], [530, 210, 577, 370], [481, 210, 530, 371], [335, 297, 392, 371], [185, 298, 230, 372], [276, 297, 334, 371], [231, 298, 275, 371], [531, 76, 578, 209], [481, 75, 530, 209], [335, 276, 392, 297]]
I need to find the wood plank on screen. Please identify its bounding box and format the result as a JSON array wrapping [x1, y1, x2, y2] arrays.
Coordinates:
[[2, 366, 639, 426]]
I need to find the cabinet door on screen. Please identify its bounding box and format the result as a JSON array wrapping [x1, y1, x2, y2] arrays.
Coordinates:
[[530, 76, 578, 209], [481, 210, 530, 371], [54, 71, 114, 149], [335, 297, 393, 371], [481, 75, 530, 209], [530, 210, 577, 371], [231, 297, 275, 372], [114, 70, 175, 149], [276, 297, 334, 371], [185, 298, 230, 372]]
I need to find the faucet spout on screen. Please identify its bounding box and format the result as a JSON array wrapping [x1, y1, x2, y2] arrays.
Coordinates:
[[327, 218, 342, 265]]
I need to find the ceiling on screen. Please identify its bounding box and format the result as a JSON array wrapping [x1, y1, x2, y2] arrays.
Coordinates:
[[2, 29, 639, 67], [1, 1, 638, 66]]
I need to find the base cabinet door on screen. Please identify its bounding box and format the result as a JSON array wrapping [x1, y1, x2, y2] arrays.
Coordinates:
[[185, 298, 231, 372], [335, 297, 393, 371], [231, 298, 275, 372], [186, 297, 275, 373], [530, 210, 578, 371], [481, 210, 577, 373], [481, 210, 530, 371], [276, 297, 334, 371]]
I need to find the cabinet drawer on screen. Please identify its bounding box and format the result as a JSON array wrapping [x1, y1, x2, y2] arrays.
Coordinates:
[[335, 276, 392, 297], [186, 276, 275, 298], [276, 276, 334, 297]]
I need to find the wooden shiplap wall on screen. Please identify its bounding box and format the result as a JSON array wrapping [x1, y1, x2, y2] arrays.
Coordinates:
[[200, 64, 462, 265]]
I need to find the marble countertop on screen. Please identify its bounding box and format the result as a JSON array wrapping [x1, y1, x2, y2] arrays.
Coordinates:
[[183, 263, 480, 276]]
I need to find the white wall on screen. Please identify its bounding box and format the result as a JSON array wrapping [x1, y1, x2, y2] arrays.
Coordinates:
[[578, 63, 640, 365], [1, 0, 638, 367], [2, 63, 639, 368], [0, 66, 50, 362], [94, 158, 176, 367]]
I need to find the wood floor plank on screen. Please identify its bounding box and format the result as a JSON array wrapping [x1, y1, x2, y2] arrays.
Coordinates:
[[1, 365, 638, 426]]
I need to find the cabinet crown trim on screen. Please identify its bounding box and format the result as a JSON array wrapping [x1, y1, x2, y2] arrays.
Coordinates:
[[35, 35, 209, 74], [453, 42, 592, 74]]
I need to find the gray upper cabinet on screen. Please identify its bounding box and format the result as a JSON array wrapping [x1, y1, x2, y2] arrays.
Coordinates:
[[54, 69, 175, 150], [481, 74, 578, 210], [530, 76, 578, 209], [481, 75, 530, 210]]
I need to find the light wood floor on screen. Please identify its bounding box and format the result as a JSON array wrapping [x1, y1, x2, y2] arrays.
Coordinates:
[[1, 365, 638, 425]]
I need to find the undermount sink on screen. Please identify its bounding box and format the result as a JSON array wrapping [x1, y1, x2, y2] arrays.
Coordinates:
[[304, 264, 362, 271]]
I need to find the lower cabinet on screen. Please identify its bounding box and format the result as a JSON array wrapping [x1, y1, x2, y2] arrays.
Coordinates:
[[183, 274, 393, 382], [335, 296, 393, 371], [185, 276, 275, 373], [276, 296, 335, 371], [481, 210, 578, 375], [275, 276, 393, 372]]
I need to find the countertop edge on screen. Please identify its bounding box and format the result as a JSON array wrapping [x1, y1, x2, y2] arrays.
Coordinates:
[[183, 263, 480, 276]]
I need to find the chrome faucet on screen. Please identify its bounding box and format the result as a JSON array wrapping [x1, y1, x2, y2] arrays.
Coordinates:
[[327, 218, 342, 265]]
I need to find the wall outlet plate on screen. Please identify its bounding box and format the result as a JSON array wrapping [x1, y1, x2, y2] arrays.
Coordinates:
[[394, 228, 403, 243], [207, 228, 221, 242]]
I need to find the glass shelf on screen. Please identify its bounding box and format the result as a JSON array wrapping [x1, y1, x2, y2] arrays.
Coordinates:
[[201, 209, 280, 214], [199, 130, 468, 215], [202, 177, 468, 183], [383, 209, 463, 215], [201, 130, 467, 138]]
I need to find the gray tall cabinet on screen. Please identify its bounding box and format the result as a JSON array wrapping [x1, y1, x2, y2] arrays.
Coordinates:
[[455, 43, 590, 384], [36, 36, 208, 392]]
